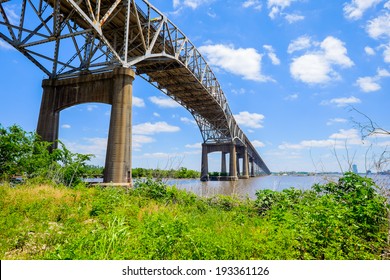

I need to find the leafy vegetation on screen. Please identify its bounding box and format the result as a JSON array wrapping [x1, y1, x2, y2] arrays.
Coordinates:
[[1, 124, 389, 259], [0, 173, 388, 260], [132, 167, 200, 179], [0, 124, 92, 186]]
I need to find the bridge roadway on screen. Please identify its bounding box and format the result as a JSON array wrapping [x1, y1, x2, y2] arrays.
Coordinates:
[[0, 0, 270, 183]]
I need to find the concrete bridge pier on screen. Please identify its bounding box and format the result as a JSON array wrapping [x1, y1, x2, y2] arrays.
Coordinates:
[[200, 143, 239, 181], [36, 68, 135, 185], [236, 146, 249, 179], [250, 158, 255, 177], [221, 152, 227, 175]]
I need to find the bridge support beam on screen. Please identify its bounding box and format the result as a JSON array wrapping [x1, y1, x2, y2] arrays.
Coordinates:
[[36, 68, 135, 185]]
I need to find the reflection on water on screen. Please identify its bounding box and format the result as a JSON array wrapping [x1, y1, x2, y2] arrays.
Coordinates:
[[166, 175, 390, 199]]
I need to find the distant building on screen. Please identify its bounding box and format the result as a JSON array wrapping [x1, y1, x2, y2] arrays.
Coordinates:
[[352, 164, 358, 174]]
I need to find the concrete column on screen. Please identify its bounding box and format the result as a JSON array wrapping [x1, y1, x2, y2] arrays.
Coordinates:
[[236, 156, 240, 176], [229, 144, 237, 179], [250, 159, 255, 177], [221, 152, 227, 175], [36, 85, 60, 150], [201, 143, 209, 181], [104, 68, 134, 184], [242, 150, 249, 179]]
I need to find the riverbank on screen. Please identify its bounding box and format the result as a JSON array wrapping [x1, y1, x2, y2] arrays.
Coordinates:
[[1, 173, 389, 260]]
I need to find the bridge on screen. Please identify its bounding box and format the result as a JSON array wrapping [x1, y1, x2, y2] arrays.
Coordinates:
[[0, 0, 270, 183]]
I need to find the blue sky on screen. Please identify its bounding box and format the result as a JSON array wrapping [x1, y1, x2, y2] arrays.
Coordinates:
[[1, 0, 390, 173]]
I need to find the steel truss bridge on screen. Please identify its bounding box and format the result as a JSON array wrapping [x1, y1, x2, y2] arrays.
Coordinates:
[[0, 0, 270, 178]]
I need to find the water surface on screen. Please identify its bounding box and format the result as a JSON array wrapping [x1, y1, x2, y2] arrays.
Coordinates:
[[166, 175, 389, 199]]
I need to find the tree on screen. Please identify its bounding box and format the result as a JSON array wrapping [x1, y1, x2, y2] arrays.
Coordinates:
[[350, 107, 390, 173], [0, 124, 93, 186]]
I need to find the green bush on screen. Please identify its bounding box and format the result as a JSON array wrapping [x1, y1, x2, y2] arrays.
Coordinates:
[[0, 174, 388, 260], [255, 172, 389, 259], [0, 124, 92, 187]]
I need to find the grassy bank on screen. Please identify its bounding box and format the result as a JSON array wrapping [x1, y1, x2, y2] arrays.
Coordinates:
[[0, 174, 389, 260]]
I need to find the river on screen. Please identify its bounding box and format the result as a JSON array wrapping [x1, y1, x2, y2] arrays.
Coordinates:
[[166, 174, 390, 199]]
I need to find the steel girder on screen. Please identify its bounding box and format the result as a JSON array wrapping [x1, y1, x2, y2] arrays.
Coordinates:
[[0, 0, 270, 174]]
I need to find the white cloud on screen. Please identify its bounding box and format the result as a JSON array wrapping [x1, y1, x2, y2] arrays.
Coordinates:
[[61, 124, 71, 129], [242, 0, 262, 10], [325, 96, 362, 107], [233, 111, 265, 129], [329, 128, 358, 139], [279, 140, 335, 149], [326, 118, 348, 126], [87, 105, 98, 111], [3, 6, 19, 25], [366, 13, 390, 39], [173, 0, 214, 10], [63, 137, 108, 165], [268, 0, 297, 9], [364, 46, 376, 55], [290, 36, 354, 84], [385, 0, 390, 9], [198, 44, 271, 82], [153, 112, 160, 117], [378, 68, 390, 77], [180, 117, 197, 125], [133, 122, 180, 135], [252, 140, 266, 148], [356, 68, 390, 92], [207, 10, 217, 18], [142, 152, 172, 159], [284, 93, 299, 100], [133, 96, 145, 107], [267, 0, 302, 20], [384, 44, 390, 62], [185, 142, 202, 149], [291, 54, 333, 84], [284, 13, 305, 23], [378, 140, 390, 146], [133, 135, 155, 148], [231, 88, 247, 95], [343, 0, 383, 20], [321, 36, 354, 67], [278, 129, 364, 150], [149, 96, 180, 108], [263, 45, 281, 65], [0, 39, 13, 50], [287, 35, 312, 53], [357, 76, 381, 92]]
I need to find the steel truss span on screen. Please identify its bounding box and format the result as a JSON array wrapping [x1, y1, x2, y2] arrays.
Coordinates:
[[0, 0, 270, 175]]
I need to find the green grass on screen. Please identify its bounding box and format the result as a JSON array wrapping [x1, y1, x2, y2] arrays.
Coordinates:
[[0, 175, 389, 260]]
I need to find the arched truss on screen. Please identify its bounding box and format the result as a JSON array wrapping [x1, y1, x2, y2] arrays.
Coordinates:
[[0, 0, 270, 174]]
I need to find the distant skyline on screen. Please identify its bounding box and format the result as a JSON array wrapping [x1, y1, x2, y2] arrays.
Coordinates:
[[1, 0, 390, 173]]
